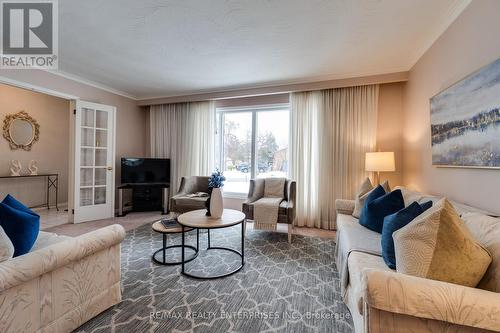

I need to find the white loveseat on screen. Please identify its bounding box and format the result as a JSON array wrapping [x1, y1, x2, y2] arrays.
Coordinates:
[[335, 187, 500, 333], [0, 224, 125, 332]]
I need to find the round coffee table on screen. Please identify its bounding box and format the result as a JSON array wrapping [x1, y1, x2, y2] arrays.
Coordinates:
[[151, 220, 199, 266], [177, 209, 246, 279]]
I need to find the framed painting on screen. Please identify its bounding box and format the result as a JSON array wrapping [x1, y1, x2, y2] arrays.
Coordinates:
[[430, 58, 500, 168]]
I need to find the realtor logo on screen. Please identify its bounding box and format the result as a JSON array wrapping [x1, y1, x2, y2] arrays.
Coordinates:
[[1, 0, 58, 68]]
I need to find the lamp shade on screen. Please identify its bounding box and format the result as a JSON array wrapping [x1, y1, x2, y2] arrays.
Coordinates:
[[365, 152, 395, 172]]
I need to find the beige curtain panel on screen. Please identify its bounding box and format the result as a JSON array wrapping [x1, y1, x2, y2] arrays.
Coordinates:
[[149, 101, 215, 193], [290, 85, 379, 229]]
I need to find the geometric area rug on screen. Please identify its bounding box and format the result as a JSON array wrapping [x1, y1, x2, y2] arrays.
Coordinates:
[[75, 223, 354, 333]]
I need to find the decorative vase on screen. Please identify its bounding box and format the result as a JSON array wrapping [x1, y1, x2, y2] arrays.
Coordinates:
[[209, 187, 223, 218]]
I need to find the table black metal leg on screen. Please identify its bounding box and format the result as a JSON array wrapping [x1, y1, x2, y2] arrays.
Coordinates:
[[163, 234, 166, 263], [208, 228, 211, 248], [46, 177, 50, 210], [181, 225, 185, 273], [181, 223, 245, 279], [242, 221, 245, 265], [55, 176, 59, 211]]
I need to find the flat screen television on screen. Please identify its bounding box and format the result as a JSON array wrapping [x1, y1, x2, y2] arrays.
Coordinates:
[[121, 158, 170, 185]]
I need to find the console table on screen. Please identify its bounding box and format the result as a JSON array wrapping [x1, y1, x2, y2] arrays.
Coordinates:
[[0, 174, 59, 210]]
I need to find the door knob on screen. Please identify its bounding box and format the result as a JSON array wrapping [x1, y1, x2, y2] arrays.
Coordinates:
[[107, 166, 113, 171]]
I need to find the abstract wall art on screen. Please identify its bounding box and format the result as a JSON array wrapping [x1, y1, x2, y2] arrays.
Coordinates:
[[430, 58, 500, 168]]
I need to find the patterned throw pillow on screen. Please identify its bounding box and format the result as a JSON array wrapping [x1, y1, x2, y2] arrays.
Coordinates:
[[394, 198, 491, 287], [352, 178, 390, 218], [381, 201, 432, 269]]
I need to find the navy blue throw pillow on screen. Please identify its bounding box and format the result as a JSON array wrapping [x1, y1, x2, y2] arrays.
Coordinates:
[[2, 194, 39, 217], [0, 201, 40, 257], [359, 189, 404, 233], [419, 200, 433, 212], [381, 201, 424, 269]]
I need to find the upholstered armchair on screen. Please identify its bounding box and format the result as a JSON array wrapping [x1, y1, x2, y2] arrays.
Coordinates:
[[242, 178, 296, 243], [170, 176, 210, 213]]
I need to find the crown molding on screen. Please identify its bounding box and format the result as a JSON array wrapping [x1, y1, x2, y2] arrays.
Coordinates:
[[137, 70, 409, 106], [47, 69, 139, 100]]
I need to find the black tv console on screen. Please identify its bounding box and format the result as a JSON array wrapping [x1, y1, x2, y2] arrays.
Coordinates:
[[117, 183, 170, 217]]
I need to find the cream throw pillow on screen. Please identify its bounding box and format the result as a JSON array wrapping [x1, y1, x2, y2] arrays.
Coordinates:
[[352, 178, 390, 218], [394, 198, 491, 287], [0, 226, 14, 262]]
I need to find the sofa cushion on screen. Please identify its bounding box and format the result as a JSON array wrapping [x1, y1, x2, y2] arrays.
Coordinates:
[[336, 213, 383, 297], [172, 195, 209, 208], [360, 189, 404, 233], [0, 203, 40, 257], [353, 179, 389, 218], [244, 200, 288, 216], [381, 202, 426, 269], [0, 225, 14, 262], [346, 251, 392, 314], [31, 231, 72, 252], [462, 212, 500, 292], [394, 198, 491, 287]]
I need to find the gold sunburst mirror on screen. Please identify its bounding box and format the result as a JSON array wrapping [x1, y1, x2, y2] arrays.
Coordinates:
[[2, 111, 40, 151]]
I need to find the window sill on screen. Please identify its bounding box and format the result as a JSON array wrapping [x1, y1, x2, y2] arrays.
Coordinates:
[[222, 192, 247, 200]]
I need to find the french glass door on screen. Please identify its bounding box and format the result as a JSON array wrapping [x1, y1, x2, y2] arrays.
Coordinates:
[[73, 100, 116, 223]]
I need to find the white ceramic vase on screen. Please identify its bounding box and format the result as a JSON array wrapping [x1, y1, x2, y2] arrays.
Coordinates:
[[209, 187, 223, 218]]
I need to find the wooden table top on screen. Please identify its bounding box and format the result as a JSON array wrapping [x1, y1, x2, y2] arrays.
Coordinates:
[[152, 221, 193, 234], [177, 209, 245, 229]]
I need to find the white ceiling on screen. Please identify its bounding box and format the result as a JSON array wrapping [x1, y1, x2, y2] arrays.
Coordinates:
[[56, 0, 470, 100]]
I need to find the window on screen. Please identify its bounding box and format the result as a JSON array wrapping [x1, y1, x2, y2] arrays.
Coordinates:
[[216, 105, 290, 196]]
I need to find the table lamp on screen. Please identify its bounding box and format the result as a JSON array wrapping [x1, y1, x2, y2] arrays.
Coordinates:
[[365, 152, 395, 184]]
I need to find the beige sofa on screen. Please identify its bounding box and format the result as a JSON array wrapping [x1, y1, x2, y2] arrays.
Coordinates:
[[0, 224, 125, 333], [335, 187, 500, 333]]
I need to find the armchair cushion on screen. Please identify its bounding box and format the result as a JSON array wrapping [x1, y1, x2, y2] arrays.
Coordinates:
[[363, 269, 500, 332]]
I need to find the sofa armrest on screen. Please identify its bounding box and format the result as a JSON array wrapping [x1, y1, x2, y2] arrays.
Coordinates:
[[363, 269, 500, 332], [335, 199, 355, 215], [0, 224, 125, 292], [174, 177, 194, 197]]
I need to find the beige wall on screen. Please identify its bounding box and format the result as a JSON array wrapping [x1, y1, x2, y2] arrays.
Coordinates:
[[0, 70, 149, 192], [402, 0, 500, 214], [377, 82, 404, 187], [0, 84, 70, 207]]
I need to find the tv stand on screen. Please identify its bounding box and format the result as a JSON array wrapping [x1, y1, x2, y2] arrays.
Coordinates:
[[117, 183, 170, 217]]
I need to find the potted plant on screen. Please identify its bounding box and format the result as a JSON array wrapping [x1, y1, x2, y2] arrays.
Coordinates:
[[206, 169, 225, 218]]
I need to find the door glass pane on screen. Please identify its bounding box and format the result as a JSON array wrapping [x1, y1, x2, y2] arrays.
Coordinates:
[[95, 110, 108, 128], [82, 108, 94, 127], [95, 129, 107, 148], [222, 112, 252, 194], [256, 110, 289, 178], [81, 128, 94, 147], [95, 149, 107, 166], [94, 187, 106, 204], [80, 188, 93, 206], [95, 168, 106, 186], [80, 168, 93, 186], [81, 148, 94, 166]]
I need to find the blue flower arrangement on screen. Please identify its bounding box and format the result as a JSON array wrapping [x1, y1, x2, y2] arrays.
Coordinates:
[[208, 169, 226, 188]]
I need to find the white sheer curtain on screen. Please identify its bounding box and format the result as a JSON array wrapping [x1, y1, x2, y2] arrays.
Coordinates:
[[290, 85, 379, 229], [150, 101, 215, 193]]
